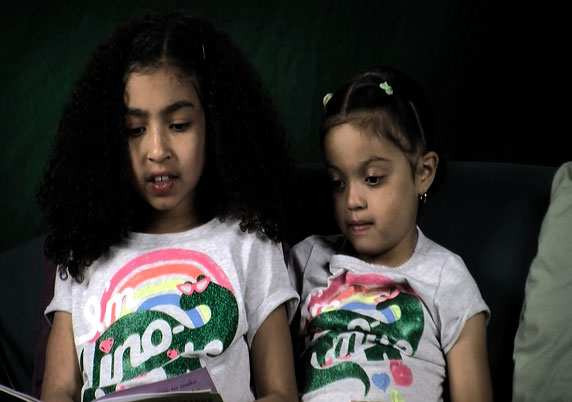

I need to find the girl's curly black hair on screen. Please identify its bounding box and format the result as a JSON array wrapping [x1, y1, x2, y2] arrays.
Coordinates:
[[37, 12, 294, 282]]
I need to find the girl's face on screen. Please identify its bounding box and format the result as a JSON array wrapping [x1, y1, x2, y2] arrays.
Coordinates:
[[124, 66, 206, 233], [324, 123, 434, 267]]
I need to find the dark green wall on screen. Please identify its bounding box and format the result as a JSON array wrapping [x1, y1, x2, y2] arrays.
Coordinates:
[[1, 1, 570, 251]]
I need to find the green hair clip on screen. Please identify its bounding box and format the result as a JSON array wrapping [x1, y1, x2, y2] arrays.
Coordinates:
[[379, 82, 393, 95], [323, 92, 333, 107]]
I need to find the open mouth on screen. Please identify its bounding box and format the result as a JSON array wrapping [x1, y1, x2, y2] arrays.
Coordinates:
[[151, 175, 173, 183], [146, 174, 177, 194]]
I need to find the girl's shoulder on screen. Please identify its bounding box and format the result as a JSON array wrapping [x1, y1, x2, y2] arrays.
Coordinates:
[[291, 233, 345, 272], [416, 227, 464, 265], [414, 228, 482, 294], [292, 233, 344, 256]]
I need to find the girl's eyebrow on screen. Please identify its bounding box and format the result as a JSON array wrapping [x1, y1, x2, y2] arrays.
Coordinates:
[[325, 161, 340, 171], [125, 100, 195, 117], [360, 156, 391, 167], [325, 156, 390, 172], [162, 100, 195, 116]]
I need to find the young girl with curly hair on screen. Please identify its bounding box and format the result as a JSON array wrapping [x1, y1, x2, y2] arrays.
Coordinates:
[[38, 12, 298, 402], [290, 67, 492, 401]]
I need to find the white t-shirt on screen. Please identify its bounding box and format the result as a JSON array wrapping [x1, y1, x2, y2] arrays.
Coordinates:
[[291, 228, 489, 402], [46, 218, 298, 402]]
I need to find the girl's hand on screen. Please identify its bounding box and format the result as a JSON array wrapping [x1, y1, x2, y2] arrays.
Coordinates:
[[250, 304, 298, 402], [446, 312, 493, 402], [41, 311, 82, 402]]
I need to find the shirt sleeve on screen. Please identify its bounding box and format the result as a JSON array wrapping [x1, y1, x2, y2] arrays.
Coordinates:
[[44, 267, 73, 320], [289, 236, 316, 296], [435, 255, 490, 353], [244, 238, 299, 346]]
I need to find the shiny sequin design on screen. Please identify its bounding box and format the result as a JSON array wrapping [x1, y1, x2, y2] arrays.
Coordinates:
[[79, 249, 239, 402], [301, 271, 423, 398]]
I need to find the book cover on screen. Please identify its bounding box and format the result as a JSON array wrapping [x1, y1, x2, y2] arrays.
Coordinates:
[[0, 368, 222, 402], [99, 368, 221, 401], [0, 384, 40, 401]]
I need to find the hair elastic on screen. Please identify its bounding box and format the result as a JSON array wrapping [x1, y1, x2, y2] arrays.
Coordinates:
[[379, 81, 393, 96]]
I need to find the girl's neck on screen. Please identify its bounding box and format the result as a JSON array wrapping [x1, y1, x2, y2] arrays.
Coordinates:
[[146, 216, 206, 234], [137, 207, 211, 234], [353, 226, 419, 268]]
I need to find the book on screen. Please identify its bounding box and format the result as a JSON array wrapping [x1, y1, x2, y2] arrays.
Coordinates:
[[0, 384, 39, 401], [0, 368, 223, 402]]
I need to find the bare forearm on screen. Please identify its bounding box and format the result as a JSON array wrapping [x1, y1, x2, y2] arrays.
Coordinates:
[[256, 391, 298, 402], [41, 312, 82, 402], [41, 390, 77, 402], [447, 313, 492, 402], [251, 305, 298, 402]]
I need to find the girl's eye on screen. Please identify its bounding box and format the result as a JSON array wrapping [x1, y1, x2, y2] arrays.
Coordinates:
[[170, 123, 190, 132], [365, 176, 383, 186], [330, 179, 345, 191], [128, 127, 145, 137]]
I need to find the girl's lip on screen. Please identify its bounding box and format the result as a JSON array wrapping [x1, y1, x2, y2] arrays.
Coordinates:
[[348, 221, 372, 233], [147, 176, 176, 195]]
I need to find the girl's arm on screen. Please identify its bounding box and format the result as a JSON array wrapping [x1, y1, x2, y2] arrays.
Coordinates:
[[250, 304, 298, 402], [446, 312, 493, 402], [41, 311, 82, 402]]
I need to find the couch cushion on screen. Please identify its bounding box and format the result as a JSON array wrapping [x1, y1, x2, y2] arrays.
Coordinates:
[[0, 236, 45, 395], [417, 161, 556, 401], [512, 162, 572, 401]]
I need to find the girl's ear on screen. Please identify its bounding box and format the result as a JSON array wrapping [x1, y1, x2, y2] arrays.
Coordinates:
[[415, 151, 439, 194]]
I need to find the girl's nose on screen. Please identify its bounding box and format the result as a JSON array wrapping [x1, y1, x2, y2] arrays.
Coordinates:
[[146, 126, 171, 162], [346, 183, 366, 210]]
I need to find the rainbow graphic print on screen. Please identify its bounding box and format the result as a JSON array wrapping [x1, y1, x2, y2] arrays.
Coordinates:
[[76, 248, 239, 402], [301, 270, 424, 400]]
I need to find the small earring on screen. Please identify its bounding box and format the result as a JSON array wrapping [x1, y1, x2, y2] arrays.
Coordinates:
[[419, 192, 427, 204]]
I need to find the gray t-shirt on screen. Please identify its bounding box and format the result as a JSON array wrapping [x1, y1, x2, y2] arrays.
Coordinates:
[[46, 218, 298, 402], [290, 228, 488, 402]]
